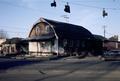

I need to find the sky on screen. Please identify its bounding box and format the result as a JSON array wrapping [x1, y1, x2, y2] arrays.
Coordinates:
[[0, 0, 120, 39]]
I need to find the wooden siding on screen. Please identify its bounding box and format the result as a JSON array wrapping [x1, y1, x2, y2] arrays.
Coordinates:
[[29, 22, 53, 38]]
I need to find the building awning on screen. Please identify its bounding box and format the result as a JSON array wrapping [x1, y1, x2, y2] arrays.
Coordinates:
[[28, 35, 55, 41]]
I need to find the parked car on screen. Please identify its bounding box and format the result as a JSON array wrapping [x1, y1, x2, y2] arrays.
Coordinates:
[[102, 50, 120, 61]]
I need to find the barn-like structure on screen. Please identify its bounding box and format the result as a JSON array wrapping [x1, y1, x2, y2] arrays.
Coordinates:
[[28, 17, 94, 57]]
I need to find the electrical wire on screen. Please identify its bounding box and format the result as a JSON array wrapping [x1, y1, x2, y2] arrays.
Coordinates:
[[65, 0, 119, 3], [0, 0, 119, 38], [0, 25, 29, 30], [61, 0, 120, 10], [0, 25, 29, 34], [1, 30, 26, 34], [0, 0, 60, 15]]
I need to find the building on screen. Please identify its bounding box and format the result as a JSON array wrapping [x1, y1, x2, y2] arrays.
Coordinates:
[[28, 17, 93, 57], [1, 38, 28, 56], [0, 38, 6, 54], [104, 41, 120, 50]]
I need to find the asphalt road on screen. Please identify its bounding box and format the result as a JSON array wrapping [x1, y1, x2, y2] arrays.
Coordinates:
[[0, 57, 120, 81]]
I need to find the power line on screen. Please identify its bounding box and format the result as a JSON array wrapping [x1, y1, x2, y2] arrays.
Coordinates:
[[0, 27, 27, 34], [1, 0, 120, 13], [106, 31, 119, 36], [0, 28, 27, 38], [4, 30, 26, 34], [0, 0, 60, 15], [0, 25, 29, 30], [0, 26, 29, 34], [66, 0, 119, 3], [1, 30, 25, 33], [61, 0, 120, 10]]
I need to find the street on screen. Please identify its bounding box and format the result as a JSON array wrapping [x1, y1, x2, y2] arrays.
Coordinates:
[[0, 56, 120, 81]]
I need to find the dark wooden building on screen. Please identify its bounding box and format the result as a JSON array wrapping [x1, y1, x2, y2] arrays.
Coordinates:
[[28, 17, 94, 57]]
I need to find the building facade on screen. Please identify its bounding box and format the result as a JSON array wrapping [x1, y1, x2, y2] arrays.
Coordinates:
[[28, 17, 93, 57]]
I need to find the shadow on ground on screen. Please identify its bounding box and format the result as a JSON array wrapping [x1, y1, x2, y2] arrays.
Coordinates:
[[0, 56, 67, 70]]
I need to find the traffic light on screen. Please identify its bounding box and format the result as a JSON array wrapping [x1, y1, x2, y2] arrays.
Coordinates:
[[51, 0, 56, 7], [103, 8, 108, 18], [64, 2, 70, 13]]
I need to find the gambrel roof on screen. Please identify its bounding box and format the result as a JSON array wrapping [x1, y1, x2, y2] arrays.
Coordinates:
[[28, 17, 94, 41]]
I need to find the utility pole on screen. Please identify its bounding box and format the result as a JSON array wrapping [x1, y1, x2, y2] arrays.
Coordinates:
[[103, 25, 106, 38], [118, 35, 120, 41]]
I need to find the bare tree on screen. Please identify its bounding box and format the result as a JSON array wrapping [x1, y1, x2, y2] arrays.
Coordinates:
[[109, 35, 118, 41], [0, 29, 8, 39]]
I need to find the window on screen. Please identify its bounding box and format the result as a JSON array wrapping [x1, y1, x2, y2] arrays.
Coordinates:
[[45, 25, 53, 34], [76, 40, 79, 47], [11, 46, 15, 52], [45, 25, 50, 33], [35, 26, 41, 36], [35, 24, 52, 35], [81, 41, 85, 48], [41, 42, 46, 48], [63, 39, 67, 47], [69, 40, 73, 47]]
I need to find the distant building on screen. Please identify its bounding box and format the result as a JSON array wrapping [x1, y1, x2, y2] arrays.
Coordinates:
[[0, 38, 6, 54], [0, 38, 6, 45], [104, 41, 120, 50], [93, 35, 120, 51], [1, 38, 28, 56]]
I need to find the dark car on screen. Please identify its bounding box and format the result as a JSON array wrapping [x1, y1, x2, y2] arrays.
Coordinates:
[[102, 50, 120, 61]]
